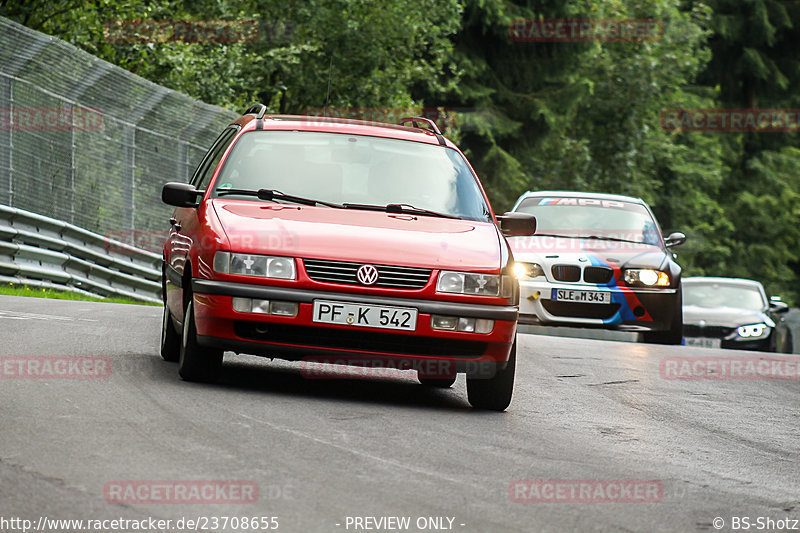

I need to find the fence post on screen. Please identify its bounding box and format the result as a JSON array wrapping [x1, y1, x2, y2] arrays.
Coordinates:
[[122, 124, 136, 232], [0, 75, 11, 206]]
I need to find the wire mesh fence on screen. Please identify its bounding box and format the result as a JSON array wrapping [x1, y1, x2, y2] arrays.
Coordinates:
[[0, 16, 237, 252]]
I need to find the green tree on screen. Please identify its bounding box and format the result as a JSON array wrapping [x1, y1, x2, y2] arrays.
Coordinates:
[[691, 0, 800, 302]]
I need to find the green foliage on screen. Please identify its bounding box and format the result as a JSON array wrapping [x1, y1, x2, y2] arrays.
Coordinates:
[[3, 0, 799, 303]]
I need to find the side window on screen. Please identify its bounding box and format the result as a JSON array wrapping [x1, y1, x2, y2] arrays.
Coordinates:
[[190, 127, 239, 190]]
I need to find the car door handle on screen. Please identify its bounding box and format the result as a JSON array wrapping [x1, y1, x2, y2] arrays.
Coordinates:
[[169, 217, 182, 231]]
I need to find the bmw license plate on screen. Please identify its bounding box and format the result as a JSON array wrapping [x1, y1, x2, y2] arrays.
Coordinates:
[[312, 300, 417, 331], [551, 288, 611, 304], [685, 337, 721, 349]]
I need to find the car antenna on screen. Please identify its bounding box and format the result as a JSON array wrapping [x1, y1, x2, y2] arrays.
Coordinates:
[[323, 55, 333, 117]]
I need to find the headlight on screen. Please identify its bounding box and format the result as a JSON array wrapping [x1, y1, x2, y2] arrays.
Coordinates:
[[514, 262, 544, 279], [736, 323, 769, 338], [213, 251, 296, 280], [437, 271, 501, 297], [624, 269, 670, 287]]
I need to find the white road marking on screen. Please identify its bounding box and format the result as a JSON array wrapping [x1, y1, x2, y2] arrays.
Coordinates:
[[0, 310, 97, 322]]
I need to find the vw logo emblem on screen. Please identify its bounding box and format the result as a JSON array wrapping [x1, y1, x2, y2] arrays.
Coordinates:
[[356, 264, 379, 286]]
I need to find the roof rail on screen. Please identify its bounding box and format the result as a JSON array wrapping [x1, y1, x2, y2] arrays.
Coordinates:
[[398, 116, 442, 135], [244, 103, 267, 119], [399, 116, 446, 146]]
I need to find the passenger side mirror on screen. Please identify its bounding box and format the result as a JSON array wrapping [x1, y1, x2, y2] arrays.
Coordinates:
[[162, 182, 202, 208], [769, 296, 789, 314], [665, 232, 686, 248], [497, 212, 536, 237]]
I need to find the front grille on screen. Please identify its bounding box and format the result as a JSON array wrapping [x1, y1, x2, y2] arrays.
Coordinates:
[[233, 322, 487, 358], [542, 300, 620, 320], [683, 325, 733, 338], [303, 259, 431, 290], [552, 264, 581, 282], [583, 266, 614, 284]]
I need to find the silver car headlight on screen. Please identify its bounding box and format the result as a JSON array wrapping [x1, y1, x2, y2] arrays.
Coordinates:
[[624, 268, 670, 287], [437, 271, 503, 297], [213, 251, 296, 280], [514, 262, 545, 279], [736, 323, 770, 338]]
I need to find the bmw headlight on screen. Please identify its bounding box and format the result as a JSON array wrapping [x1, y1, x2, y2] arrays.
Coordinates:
[[213, 251, 296, 280], [437, 271, 502, 297], [514, 262, 544, 279], [624, 268, 670, 287], [736, 323, 770, 338]]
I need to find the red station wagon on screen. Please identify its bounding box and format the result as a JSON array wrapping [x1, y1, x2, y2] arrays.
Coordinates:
[[160, 105, 535, 410]]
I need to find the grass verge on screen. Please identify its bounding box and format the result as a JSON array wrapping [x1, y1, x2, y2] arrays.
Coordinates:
[[0, 283, 159, 306]]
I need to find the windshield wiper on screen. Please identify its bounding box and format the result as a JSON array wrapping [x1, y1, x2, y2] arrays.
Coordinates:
[[574, 235, 646, 245], [528, 233, 646, 245], [217, 188, 343, 208], [342, 202, 459, 219]]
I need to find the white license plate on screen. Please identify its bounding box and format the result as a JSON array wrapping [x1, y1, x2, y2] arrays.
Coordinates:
[[312, 300, 417, 331], [685, 337, 721, 349], [551, 288, 611, 304]]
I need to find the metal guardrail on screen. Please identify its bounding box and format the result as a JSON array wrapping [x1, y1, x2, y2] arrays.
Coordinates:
[[0, 203, 161, 303]]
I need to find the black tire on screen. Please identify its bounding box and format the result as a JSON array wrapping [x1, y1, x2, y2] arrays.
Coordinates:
[[642, 291, 683, 345], [178, 299, 223, 382], [418, 375, 457, 388], [466, 340, 516, 411], [160, 303, 181, 362]]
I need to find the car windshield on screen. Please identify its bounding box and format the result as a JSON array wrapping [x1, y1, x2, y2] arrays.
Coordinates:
[[683, 282, 766, 311], [513, 196, 662, 245], [211, 131, 491, 222]]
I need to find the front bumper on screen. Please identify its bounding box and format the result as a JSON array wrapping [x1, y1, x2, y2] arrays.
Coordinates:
[[191, 279, 518, 375], [683, 325, 774, 352], [518, 280, 679, 332]]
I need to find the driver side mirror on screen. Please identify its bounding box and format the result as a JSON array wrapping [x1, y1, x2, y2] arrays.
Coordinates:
[[665, 232, 686, 248], [497, 212, 536, 237], [769, 296, 790, 314], [162, 182, 202, 208]]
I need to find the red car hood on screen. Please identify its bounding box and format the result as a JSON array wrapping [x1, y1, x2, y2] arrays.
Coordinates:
[[211, 200, 502, 270]]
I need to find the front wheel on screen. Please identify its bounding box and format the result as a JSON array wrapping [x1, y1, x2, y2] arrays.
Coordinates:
[[466, 340, 516, 411], [178, 299, 223, 382], [160, 303, 180, 362]]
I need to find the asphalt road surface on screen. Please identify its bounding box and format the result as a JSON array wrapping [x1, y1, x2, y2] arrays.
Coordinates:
[[1, 294, 799, 533]]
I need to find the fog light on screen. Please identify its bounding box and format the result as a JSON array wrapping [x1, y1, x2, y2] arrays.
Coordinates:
[[457, 317, 476, 332], [251, 299, 271, 314], [431, 315, 458, 330], [475, 319, 494, 334], [270, 301, 298, 317], [232, 297, 251, 313]]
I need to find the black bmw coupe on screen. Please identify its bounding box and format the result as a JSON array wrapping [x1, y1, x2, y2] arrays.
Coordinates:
[[682, 277, 793, 353]]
